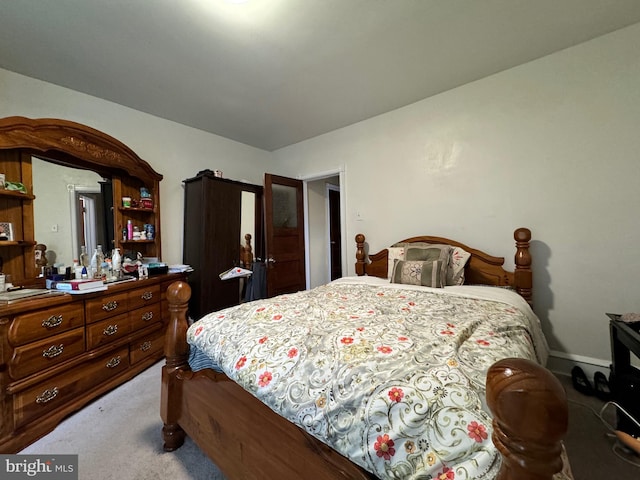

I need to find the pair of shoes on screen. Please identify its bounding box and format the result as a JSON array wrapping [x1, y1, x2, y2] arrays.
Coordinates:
[[594, 371, 612, 401], [571, 366, 594, 396]]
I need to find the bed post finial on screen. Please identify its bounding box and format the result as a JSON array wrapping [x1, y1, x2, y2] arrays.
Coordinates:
[[514, 228, 532, 304], [355, 234, 366, 276], [486, 358, 568, 480]]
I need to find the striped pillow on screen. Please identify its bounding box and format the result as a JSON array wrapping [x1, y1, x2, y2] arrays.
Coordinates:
[[390, 259, 446, 288]]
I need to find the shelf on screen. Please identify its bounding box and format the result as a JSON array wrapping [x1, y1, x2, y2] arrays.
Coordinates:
[[118, 207, 155, 213], [0, 189, 35, 200]]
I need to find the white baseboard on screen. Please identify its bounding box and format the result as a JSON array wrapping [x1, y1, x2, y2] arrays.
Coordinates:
[[546, 350, 611, 379]]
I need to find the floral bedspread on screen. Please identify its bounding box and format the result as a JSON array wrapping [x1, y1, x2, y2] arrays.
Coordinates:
[[187, 277, 551, 480]]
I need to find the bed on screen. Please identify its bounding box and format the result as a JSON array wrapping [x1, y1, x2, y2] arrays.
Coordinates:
[[161, 228, 571, 479]]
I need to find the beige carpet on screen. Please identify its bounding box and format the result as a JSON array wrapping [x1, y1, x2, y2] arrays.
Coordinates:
[[20, 361, 226, 480], [19, 361, 640, 479]]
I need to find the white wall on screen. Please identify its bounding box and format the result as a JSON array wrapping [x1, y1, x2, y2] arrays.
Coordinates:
[[273, 23, 640, 368], [0, 68, 271, 266]]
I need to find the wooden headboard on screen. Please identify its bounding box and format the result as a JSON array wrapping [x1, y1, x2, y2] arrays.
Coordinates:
[[355, 228, 532, 304]]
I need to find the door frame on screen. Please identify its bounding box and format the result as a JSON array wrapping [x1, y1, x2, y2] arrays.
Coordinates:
[[68, 184, 101, 261], [301, 167, 347, 289], [326, 182, 341, 283]]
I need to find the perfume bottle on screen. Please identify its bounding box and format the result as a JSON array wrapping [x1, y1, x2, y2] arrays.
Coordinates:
[[90, 245, 105, 279], [112, 248, 122, 278], [79, 246, 90, 269]]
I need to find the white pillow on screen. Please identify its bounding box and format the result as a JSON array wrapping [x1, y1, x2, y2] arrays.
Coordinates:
[[387, 247, 405, 278], [449, 246, 471, 286]]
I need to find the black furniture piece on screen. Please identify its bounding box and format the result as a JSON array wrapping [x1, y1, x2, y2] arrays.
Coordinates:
[[608, 314, 640, 437], [182, 170, 263, 319]]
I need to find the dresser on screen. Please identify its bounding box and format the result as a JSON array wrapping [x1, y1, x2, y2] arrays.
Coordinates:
[[0, 117, 180, 452], [0, 272, 184, 453]]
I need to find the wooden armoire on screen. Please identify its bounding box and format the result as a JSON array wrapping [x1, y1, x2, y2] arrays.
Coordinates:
[[182, 170, 263, 319]]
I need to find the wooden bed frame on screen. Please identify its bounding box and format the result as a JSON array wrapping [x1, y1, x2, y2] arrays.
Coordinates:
[[161, 228, 568, 480]]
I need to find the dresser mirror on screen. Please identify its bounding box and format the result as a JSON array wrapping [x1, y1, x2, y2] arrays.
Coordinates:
[[32, 157, 112, 267]]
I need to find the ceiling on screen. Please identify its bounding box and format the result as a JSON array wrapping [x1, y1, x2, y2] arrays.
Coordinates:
[[2, 1, 640, 151]]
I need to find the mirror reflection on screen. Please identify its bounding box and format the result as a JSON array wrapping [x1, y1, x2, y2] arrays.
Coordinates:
[[32, 157, 112, 267], [240, 190, 255, 247]]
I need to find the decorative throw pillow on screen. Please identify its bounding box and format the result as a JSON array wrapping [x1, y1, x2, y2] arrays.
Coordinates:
[[387, 247, 406, 278], [390, 259, 446, 288], [448, 246, 471, 286], [404, 244, 452, 263]]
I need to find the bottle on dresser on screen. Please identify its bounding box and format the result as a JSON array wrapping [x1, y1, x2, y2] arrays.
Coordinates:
[[90, 245, 105, 279], [79, 246, 90, 278]]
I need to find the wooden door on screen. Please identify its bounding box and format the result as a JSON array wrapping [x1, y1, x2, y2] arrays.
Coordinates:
[[264, 174, 305, 297]]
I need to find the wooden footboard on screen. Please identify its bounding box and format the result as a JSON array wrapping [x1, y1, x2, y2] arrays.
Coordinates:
[[161, 281, 568, 480], [161, 281, 375, 480]]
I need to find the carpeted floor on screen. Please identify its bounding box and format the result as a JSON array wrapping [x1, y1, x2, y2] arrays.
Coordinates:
[[20, 361, 226, 480], [20, 362, 640, 479], [555, 373, 640, 479]]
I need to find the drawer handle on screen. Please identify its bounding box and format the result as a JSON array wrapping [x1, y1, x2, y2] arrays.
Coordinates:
[[140, 341, 152, 352], [42, 344, 64, 358], [141, 311, 154, 322], [36, 387, 59, 404], [42, 315, 63, 329], [141, 291, 154, 301], [103, 324, 119, 336], [106, 356, 121, 368], [102, 300, 118, 312]]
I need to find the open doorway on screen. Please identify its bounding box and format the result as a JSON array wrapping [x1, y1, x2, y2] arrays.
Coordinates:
[[304, 172, 345, 289]]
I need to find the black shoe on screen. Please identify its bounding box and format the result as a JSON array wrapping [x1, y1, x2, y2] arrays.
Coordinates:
[[571, 366, 594, 396], [594, 371, 612, 401]]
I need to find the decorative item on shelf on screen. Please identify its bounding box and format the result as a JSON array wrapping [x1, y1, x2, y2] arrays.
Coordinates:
[[122, 196, 132, 208], [140, 187, 151, 198], [214, 170, 223, 178], [0, 173, 5, 189], [35, 244, 48, 269], [3, 181, 27, 194], [0, 222, 13, 241], [144, 224, 155, 240], [140, 197, 153, 209]]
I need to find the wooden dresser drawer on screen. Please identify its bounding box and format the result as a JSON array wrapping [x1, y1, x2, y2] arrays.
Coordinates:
[[129, 303, 162, 331], [85, 291, 129, 323], [130, 330, 164, 365], [86, 313, 132, 350], [128, 285, 161, 311], [14, 347, 129, 429], [8, 304, 85, 346], [9, 327, 85, 380]]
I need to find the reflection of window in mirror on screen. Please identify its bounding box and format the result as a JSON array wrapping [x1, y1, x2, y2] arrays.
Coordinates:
[[32, 157, 111, 266]]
